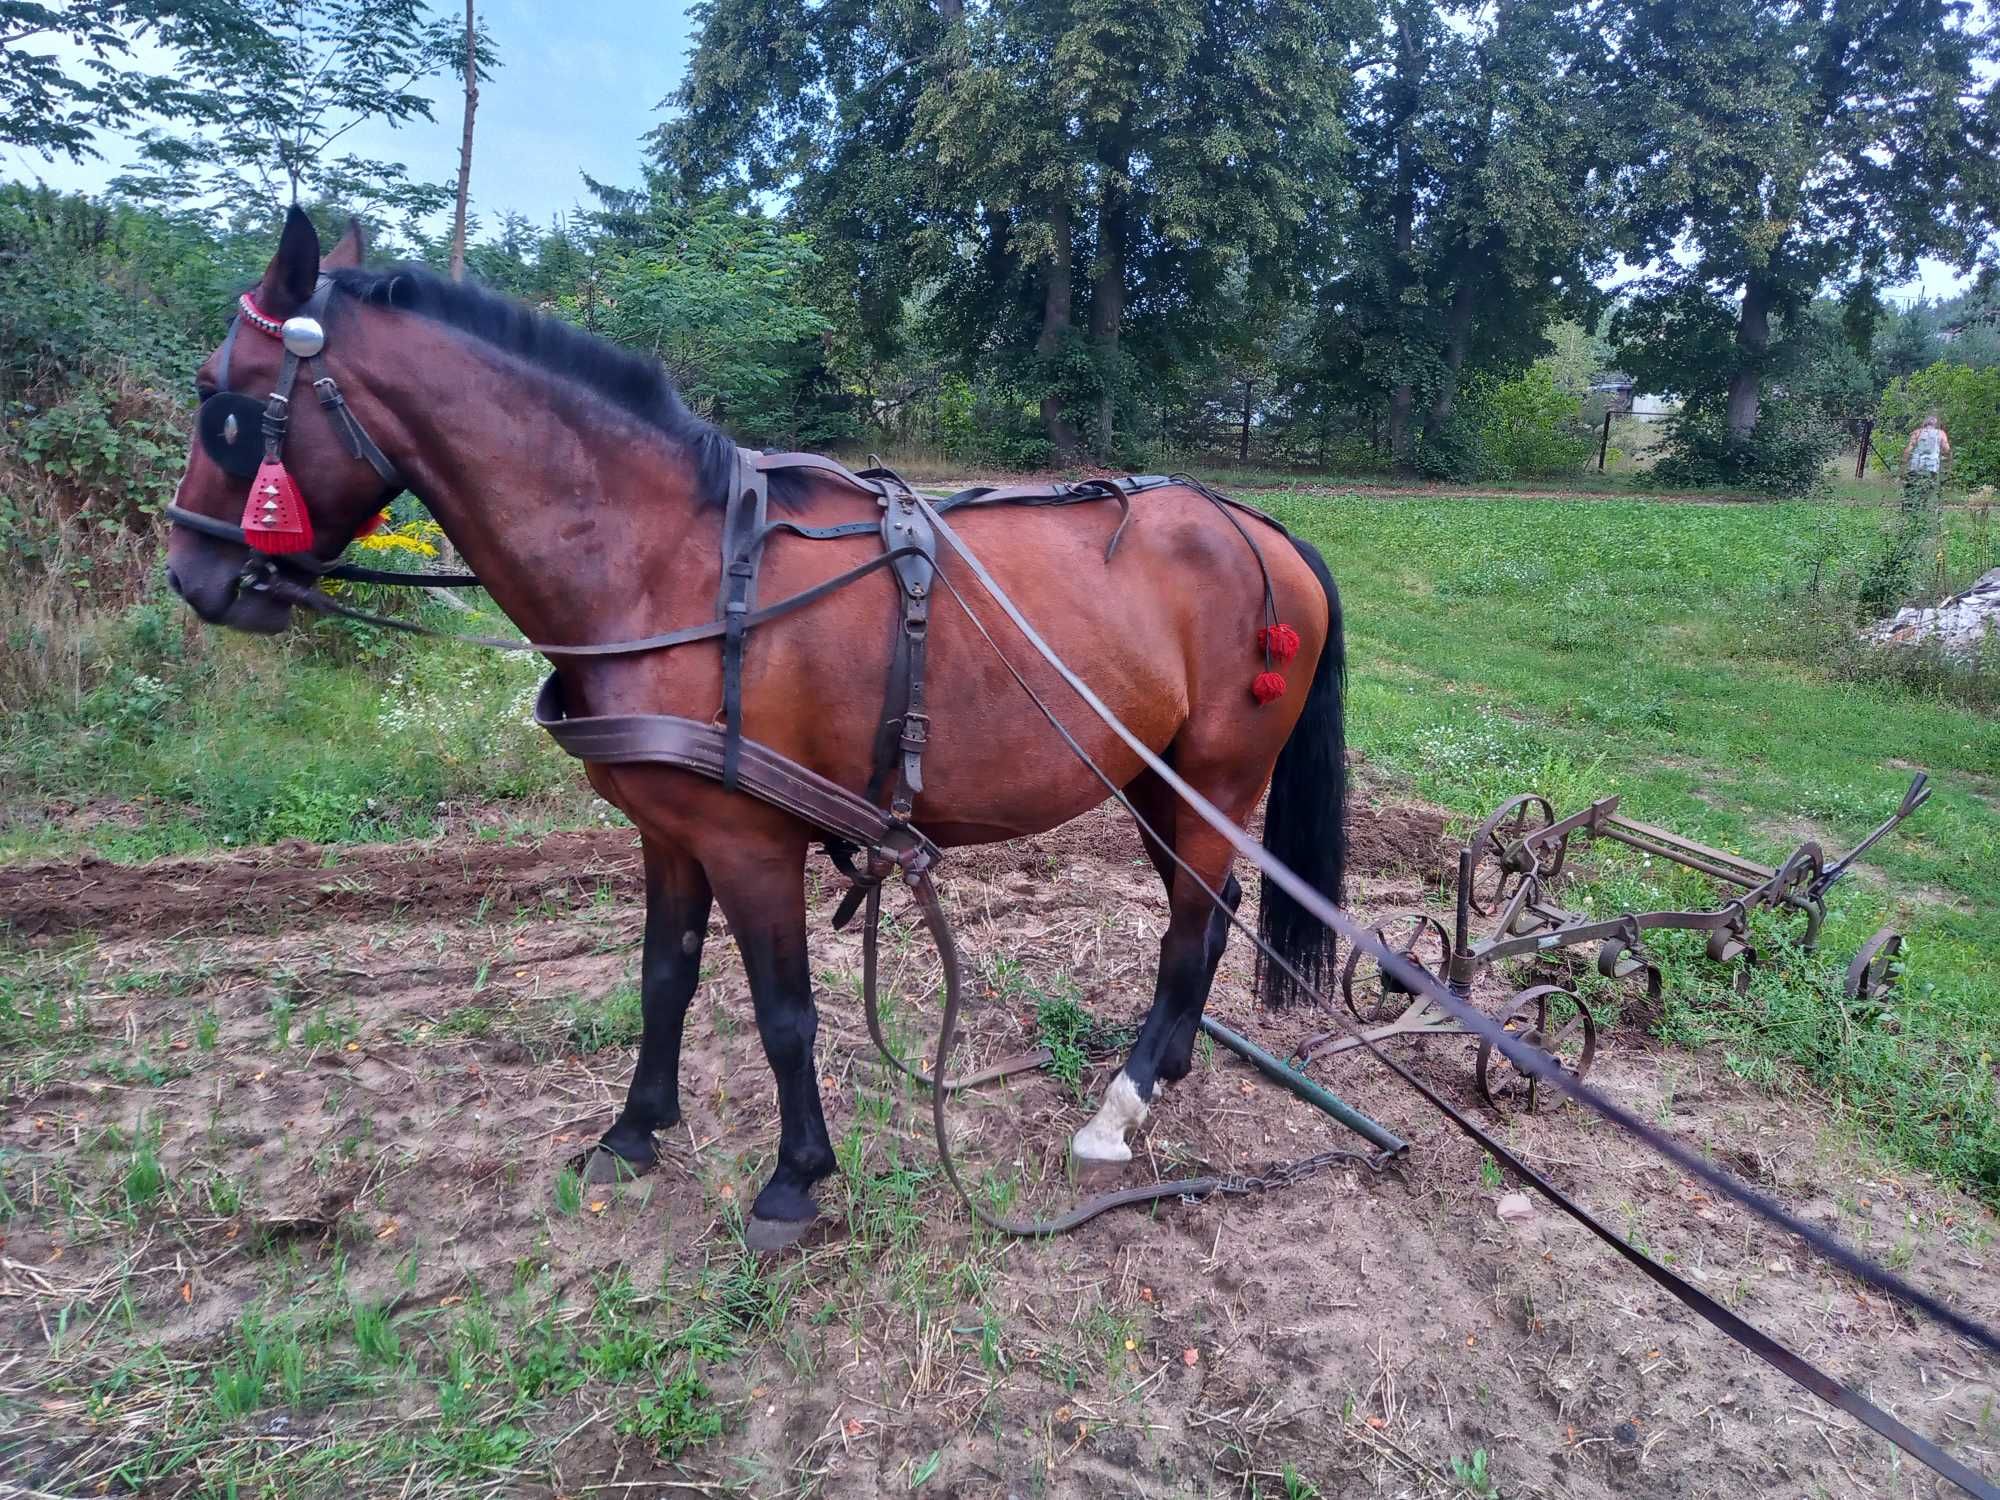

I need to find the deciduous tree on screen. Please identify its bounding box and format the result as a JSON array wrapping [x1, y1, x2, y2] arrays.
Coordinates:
[[1609, 0, 2000, 440], [660, 0, 1361, 457], [108, 0, 474, 228], [0, 0, 270, 163]]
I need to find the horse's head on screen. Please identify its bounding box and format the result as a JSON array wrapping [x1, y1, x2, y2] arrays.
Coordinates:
[[165, 207, 403, 633]]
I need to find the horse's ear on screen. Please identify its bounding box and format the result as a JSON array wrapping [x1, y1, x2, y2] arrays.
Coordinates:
[[257, 205, 321, 315], [323, 216, 367, 270]]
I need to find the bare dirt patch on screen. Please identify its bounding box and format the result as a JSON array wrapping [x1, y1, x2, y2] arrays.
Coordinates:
[[2, 801, 1994, 1498], [0, 827, 643, 940]]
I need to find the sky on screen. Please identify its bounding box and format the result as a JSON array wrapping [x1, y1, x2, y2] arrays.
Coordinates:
[[4, 0, 694, 234], [0, 0, 1976, 302]]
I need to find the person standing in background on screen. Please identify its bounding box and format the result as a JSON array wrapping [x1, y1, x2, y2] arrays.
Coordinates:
[[1901, 412, 1952, 514]]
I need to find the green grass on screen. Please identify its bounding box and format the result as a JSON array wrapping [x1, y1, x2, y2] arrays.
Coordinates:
[[0, 594, 588, 862], [1253, 489, 2000, 1197]]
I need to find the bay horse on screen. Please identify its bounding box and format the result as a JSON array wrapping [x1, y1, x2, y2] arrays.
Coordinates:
[[163, 209, 1348, 1246]]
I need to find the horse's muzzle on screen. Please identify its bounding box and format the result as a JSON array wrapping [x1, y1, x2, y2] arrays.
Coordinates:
[[167, 559, 294, 634]]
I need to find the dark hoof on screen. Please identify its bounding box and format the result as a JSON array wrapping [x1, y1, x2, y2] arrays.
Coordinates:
[[570, 1144, 653, 1185], [744, 1213, 817, 1253]]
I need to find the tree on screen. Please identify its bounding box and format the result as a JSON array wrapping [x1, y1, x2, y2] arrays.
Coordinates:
[[1609, 0, 2000, 441], [0, 1, 271, 163], [1313, 0, 1613, 471], [108, 0, 473, 229], [557, 187, 839, 443], [660, 0, 1363, 458]]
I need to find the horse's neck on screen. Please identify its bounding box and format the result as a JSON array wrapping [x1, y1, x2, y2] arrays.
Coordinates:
[[363, 332, 717, 648]]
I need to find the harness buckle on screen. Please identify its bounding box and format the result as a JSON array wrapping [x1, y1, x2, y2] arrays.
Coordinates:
[[898, 712, 930, 749]]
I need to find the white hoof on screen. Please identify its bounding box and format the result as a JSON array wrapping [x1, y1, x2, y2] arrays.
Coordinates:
[[1071, 1072, 1150, 1164]]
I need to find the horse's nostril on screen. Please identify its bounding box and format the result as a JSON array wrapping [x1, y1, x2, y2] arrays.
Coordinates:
[[167, 567, 185, 598]]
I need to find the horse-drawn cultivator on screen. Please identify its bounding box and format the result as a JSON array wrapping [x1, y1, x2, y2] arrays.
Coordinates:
[[1295, 772, 1933, 1111]]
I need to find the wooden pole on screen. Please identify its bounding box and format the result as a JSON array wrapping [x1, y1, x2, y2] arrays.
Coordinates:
[[1856, 418, 1873, 479], [1597, 408, 1613, 471]]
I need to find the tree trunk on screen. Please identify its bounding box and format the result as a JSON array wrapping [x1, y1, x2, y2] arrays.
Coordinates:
[[1386, 7, 1419, 473], [1725, 275, 1775, 439], [1388, 385, 1414, 468], [1037, 200, 1080, 456], [1239, 379, 1254, 461], [447, 0, 478, 282], [1420, 276, 1478, 445], [1088, 160, 1128, 457]]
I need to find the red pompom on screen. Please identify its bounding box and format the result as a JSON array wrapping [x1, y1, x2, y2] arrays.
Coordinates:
[[1251, 671, 1287, 705], [355, 509, 389, 537], [239, 460, 314, 554], [1258, 622, 1302, 664]]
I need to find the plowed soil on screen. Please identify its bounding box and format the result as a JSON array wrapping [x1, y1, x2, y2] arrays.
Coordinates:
[[2, 797, 1995, 1499]]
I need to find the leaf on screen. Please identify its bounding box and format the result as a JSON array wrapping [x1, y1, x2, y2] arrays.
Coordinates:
[[910, 1450, 941, 1488]]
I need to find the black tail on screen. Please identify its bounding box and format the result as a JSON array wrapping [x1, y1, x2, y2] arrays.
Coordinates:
[[1256, 536, 1346, 1007]]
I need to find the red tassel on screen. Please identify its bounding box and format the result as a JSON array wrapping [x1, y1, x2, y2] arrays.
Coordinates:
[[355, 509, 389, 537], [240, 461, 314, 554], [1251, 671, 1287, 705], [1258, 623, 1302, 664]]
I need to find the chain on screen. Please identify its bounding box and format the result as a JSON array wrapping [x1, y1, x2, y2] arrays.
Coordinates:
[[1199, 1145, 1400, 1201]]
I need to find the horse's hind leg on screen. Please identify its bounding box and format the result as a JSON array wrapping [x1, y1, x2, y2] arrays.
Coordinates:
[[590, 838, 712, 1180], [1073, 787, 1245, 1164]]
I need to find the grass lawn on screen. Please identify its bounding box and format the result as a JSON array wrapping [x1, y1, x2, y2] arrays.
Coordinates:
[[1252, 489, 2000, 1196]]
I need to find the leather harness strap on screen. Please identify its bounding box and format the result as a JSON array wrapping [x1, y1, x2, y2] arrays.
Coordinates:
[[873, 483, 936, 818], [717, 450, 771, 790], [532, 675, 940, 858]]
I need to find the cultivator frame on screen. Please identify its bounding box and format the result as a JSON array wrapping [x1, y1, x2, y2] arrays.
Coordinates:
[[1295, 772, 1932, 1110]]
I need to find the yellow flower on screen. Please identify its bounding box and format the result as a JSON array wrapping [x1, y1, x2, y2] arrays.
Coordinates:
[[352, 523, 440, 559]]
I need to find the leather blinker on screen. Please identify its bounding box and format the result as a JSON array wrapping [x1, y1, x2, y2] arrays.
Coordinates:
[[197, 391, 268, 477]]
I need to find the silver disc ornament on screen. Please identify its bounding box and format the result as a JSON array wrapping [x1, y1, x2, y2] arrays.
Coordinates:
[[281, 316, 326, 357]]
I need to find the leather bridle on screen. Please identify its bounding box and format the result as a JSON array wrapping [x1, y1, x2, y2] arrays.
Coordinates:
[[168, 276, 411, 590]]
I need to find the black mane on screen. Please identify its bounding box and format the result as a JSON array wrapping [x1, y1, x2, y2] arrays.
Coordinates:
[[326, 264, 798, 509]]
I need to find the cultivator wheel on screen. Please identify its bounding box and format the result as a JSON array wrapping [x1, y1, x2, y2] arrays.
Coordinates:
[[1475, 984, 1597, 1113], [1844, 928, 1904, 1004], [1340, 912, 1453, 1025], [1467, 794, 1561, 918]]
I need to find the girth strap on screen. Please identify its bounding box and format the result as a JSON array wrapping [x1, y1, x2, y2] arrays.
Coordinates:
[[870, 481, 937, 819], [534, 675, 940, 860], [717, 450, 771, 791]]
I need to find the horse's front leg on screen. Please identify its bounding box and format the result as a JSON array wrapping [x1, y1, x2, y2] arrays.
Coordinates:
[[710, 846, 836, 1249], [589, 837, 712, 1180]]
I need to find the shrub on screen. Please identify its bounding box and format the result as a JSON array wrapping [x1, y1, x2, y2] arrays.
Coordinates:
[[1476, 367, 1598, 478], [1653, 398, 1844, 497], [1411, 408, 1488, 481]]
